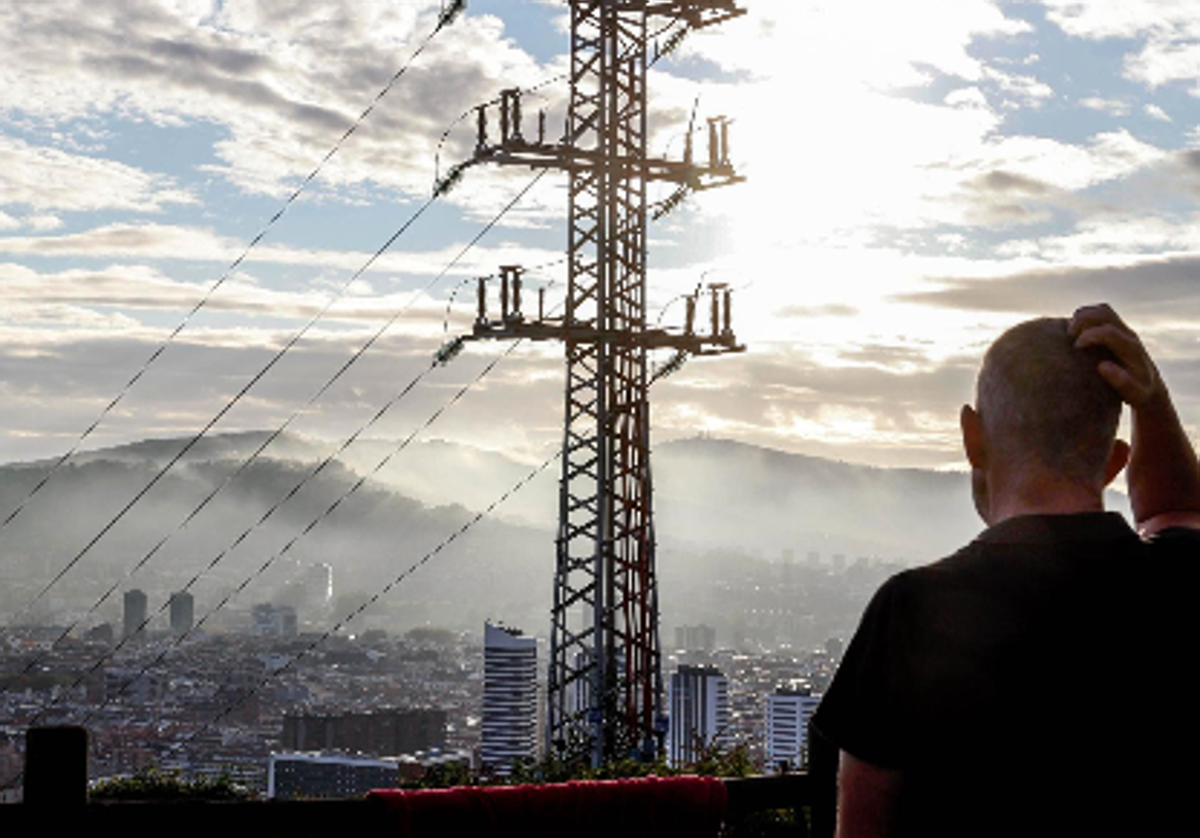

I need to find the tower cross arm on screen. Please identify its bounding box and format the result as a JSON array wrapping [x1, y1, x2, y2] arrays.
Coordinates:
[[640, 0, 747, 27], [465, 319, 744, 355], [475, 143, 740, 189]]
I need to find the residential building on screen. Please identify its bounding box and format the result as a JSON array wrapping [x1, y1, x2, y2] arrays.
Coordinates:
[[267, 752, 399, 799], [480, 622, 538, 775], [668, 664, 729, 767], [281, 708, 447, 757], [766, 682, 821, 771]]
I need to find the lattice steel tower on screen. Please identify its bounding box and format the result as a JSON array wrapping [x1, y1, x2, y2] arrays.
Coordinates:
[[452, 0, 746, 765]]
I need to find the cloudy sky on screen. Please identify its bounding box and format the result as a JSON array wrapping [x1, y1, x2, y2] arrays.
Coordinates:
[[3, 0, 1200, 473]]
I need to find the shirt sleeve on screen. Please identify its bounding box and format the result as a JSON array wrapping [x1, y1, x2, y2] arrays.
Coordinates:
[[812, 573, 913, 770]]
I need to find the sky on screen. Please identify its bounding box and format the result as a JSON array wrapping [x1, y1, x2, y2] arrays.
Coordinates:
[[3, 0, 1200, 473]]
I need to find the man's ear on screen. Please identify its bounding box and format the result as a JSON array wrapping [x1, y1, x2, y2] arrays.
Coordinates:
[[1104, 438, 1130, 487], [961, 405, 987, 470]]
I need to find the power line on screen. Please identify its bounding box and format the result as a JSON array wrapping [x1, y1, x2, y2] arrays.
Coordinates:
[[7, 116, 557, 626], [7, 73, 567, 619], [131, 445, 561, 773], [3, 359, 553, 790], [36, 337, 533, 739], [5, 189, 440, 627], [161, 332, 687, 767], [15, 264, 562, 678], [8, 287, 697, 788], [0, 4, 464, 538], [187, 450, 559, 749], [11, 353, 437, 683], [7, 168, 556, 724], [5, 104, 566, 752]]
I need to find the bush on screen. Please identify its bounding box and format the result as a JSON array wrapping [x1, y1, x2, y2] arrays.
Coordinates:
[[90, 767, 251, 801]]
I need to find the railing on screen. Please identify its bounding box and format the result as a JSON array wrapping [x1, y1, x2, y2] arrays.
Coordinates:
[[5, 726, 838, 836]]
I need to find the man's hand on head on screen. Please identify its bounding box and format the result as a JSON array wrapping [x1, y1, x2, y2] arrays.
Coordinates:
[[1068, 303, 1160, 408], [1068, 303, 1200, 534]]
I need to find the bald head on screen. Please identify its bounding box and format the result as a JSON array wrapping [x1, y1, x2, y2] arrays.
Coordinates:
[[976, 317, 1122, 487]]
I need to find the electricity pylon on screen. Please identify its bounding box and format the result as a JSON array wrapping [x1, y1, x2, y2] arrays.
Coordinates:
[[452, 0, 746, 766]]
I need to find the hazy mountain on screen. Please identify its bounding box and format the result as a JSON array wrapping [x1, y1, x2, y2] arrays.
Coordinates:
[[265, 433, 986, 560], [0, 432, 1133, 636], [0, 437, 550, 634]]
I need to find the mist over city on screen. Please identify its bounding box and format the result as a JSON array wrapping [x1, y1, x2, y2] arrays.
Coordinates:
[[0, 430, 998, 640]]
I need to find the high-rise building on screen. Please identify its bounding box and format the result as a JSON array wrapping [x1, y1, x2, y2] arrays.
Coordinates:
[[668, 664, 729, 768], [123, 589, 148, 641], [168, 591, 194, 635], [766, 683, 821, 772], [481, 622, 538, 775]]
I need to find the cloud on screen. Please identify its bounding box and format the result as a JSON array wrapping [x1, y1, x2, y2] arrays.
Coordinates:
[[0, 330, 420, 461], [989, 130, 1164, 191], [1145, 103, 1173, 121], [0, 1, 556, 201], [971, 170, 1053, 196], [25, 214, 64, 232], [917, 129, 1169, 228], [0, 134, 195, 213], [777, 304, 860, 320], [0, 322, 567, 469], [650, 346, 980, 468], [0, 222, 564, 283], [982, 66, 1055, 108], [954, 168, 1059, 225], [0, 267, 990, 473], [693, 0, 1030, 87], [996, 209, 1200, 262], [1040, 1, 1173, 39], [900, 254, 1200, 320], [1178, 148, 1200, 172], [665, 6, 1162, 247], [1080, 96, 1132, 116], [1041, 1, 1200, 94], [3, 0, 1199, 474], [0, 260, 494, 340]]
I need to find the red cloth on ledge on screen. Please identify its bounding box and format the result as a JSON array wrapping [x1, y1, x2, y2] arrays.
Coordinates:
[[368, 775, 728, 838]]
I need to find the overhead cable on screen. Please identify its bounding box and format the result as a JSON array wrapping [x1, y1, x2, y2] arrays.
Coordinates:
[[158, 447, 560, 764], [59, 337, 533, 736], [5, 189, 440, 627], [178, 334, 685, 759], [10, 168, 554, 718], [0, 6, 464, 537]]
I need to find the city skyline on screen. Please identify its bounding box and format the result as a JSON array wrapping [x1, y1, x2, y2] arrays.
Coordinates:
[[3, 1, 1199, 474]]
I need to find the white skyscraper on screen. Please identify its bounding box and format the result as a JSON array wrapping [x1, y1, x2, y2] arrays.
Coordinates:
[[668, 664, 729, 767], [766, 683, 822, 772], [481, 622, 539, 775]]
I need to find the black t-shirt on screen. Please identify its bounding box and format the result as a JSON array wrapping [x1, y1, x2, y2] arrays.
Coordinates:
[[813, 512, 1200, 836]]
